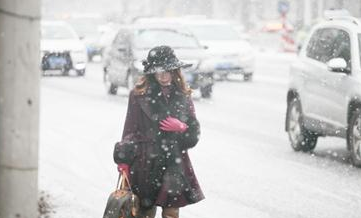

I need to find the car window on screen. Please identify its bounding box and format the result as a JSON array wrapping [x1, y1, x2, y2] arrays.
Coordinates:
[[317, 28, 339, 63], [307, 28, 338, 63], [187, 24, 240, 41], [306, 28, 351, 70], [67, 17, 103, 40], [134, 29, 199, 49], [306, 29, 323, 60], [112, 31, 128, 48], [42, 24, 78, 40], [332, 29, 351, 70]]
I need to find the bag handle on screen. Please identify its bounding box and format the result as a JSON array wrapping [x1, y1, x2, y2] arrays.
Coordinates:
[[115, 171, 133, 192], [115, 172, 139, 217]]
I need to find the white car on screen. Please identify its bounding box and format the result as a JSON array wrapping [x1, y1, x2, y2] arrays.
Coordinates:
[[133, 17, 255, 81], [285, 16, 361, 166], [181, 19, 255, 81], [41, 21, 87, 76]]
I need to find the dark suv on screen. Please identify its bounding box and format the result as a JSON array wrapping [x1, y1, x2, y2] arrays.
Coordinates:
[[102, 24, 214, 98]]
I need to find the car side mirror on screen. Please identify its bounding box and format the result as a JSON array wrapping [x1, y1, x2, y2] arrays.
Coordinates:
[[203, 45, 209, 50], [327, 58, 348, 74], [79, 36, 85, 40]]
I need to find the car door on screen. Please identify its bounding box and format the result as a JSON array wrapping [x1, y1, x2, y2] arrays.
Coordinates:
[[303, 28, 352, 129], [301, 28, 331, 121], [322, 28, 352, 128], [107, 31, 130, 86]]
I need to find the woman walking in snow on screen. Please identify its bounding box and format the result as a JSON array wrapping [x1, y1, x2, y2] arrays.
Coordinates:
[[114, 45, 204, 218]]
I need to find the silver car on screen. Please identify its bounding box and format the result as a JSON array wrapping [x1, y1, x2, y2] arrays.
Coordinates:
[[102, 24, 214, 98], [285, 16, 361, 166]]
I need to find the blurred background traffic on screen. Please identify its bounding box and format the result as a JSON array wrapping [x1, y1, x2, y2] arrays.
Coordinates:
[[40, 0, 360, 98]]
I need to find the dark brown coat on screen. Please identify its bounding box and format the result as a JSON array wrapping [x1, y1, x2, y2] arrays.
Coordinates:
[[114, 84, 204, 209]]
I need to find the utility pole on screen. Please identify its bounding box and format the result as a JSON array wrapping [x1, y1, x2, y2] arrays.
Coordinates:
[[317, 0, 324, 18], [335, 0, 344, 8], [240, 0, 251, 30], [212, 0, 221, 19], [0, 0, 41, 218], [303, 0, 312, 26]]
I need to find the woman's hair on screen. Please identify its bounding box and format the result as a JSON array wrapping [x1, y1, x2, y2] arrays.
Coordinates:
[[133, 69, 192, 96]]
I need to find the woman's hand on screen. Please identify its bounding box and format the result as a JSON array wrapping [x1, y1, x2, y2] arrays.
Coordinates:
[[117, 163, 130, 178], [159, 116, 188, 133]]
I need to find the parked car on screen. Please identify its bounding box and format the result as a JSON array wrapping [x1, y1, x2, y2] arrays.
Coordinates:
[[102, 24, 214, 97], [41, 21, 87, 76], [285, 16, 361, 166], [66, 14, 105, 62], [134, 17, 255, 81]]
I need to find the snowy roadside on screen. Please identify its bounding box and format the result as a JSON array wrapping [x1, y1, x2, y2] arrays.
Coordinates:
[[38, 53, 294, 218], [40, 52, 361, 218]]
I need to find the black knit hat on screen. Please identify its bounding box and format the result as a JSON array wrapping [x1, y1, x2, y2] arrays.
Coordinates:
[[142, 45, 192, 74]]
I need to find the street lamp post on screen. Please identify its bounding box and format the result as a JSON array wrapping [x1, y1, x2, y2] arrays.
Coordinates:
[[303, 0, 311, 26]]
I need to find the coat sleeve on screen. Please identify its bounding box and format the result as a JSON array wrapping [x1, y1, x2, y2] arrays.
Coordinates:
[[113, 91, 141, 165], [177, 97, 200, 150]]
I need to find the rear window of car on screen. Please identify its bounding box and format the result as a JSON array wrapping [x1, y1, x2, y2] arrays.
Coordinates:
[[134, 29, 199, 49], [187, 24, 240, 41], [42, 24, 78, 40]]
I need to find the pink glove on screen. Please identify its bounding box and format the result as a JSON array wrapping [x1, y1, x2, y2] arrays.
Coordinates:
[[159, 116, 188, 133], [117, 163, 130, 178]]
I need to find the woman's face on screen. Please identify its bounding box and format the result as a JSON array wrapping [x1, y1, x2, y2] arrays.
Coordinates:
[[155, 71, 172, 86]]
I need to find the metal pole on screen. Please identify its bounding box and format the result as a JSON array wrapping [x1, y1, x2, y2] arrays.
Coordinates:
[[0, 0, 41, 218], [318, 0, 324, 18], [304, 0, 312, 26], [212, 0, 221, 19]]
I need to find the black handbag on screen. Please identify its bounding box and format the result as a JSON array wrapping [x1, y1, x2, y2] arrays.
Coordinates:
[[103, 171, 140, 218]]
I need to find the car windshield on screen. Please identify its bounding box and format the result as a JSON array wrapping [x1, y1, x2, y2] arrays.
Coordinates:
[[42, 24, 77, 40], [68, 18, 103, 40], [134, 29, 199, 49], [359, 34, 361, 68], [187, 24, 240, 41]]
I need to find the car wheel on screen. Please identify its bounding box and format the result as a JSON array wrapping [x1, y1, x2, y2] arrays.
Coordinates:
[[219, 74, 227, 81], [103, 71, 118, 95], [347, 108, 361, 167], [109, 84, 118, 95], [286, 98, 317, 152], [103, 67, 108, 82], [127, 72, 134, 90], [244, 73, 253, 81], [76, 69, 86, 76], [200, 85, 212, 98], [61, 68, 69, 76]]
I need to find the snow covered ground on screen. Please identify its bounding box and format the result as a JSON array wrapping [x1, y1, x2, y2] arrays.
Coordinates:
[[39, 51, 361, 218]]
